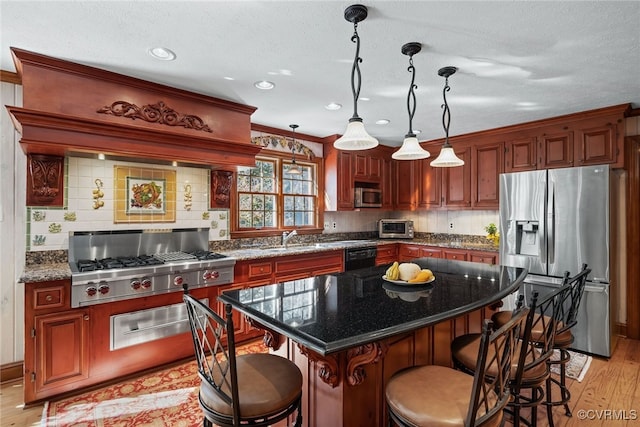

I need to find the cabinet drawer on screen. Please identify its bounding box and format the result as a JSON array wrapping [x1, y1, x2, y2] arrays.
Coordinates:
[[444, 250, 468, 261], [420, 248, 443, 258], [248, 262, 273, 278], [33, 285, 66, 310]]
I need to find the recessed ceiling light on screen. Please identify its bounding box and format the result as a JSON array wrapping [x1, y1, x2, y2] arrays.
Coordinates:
[[224, 76, 235, 81], [254, 80, 275, 90], [325, 102, 342, 111], [148, 47, 176, 61], [414, 129, 422, 134], [376, 119, 390, 125], [360, 97, 370, 101]]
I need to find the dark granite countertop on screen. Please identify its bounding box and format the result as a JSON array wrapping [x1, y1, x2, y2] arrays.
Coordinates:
[[218, 259, 526, 355]]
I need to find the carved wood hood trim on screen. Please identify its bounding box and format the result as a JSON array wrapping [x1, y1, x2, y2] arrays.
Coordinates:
[[8, 47, 260, 168], [7, 107, 262, 168], [97, 100, 213, 133]]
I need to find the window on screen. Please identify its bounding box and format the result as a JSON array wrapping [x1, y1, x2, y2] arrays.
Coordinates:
[[235, 154, 320, 234]]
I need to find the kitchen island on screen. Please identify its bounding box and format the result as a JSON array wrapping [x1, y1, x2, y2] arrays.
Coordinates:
[[219, 259, 526, 427]]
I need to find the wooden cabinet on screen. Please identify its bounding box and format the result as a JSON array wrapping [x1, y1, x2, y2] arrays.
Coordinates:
[[24, 280, 90, 403], [394, 160, 417, 210], [399, 244, 498, 265], [505, 136, 537, 172], [381, 157, 394, 209], [575, 122, 618, 166], [417, 156, 442, 208], [539, 130, 574, 169], [34, 311, 89, 395], [376, 244, 399, 265], [325, 145, 392, 211], [442, 146, 472, 207], [354, 152, 382, 181], [472, 141, 504, 209]]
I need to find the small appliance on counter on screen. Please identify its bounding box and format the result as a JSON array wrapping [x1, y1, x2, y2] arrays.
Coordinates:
[[378, 219, 414, 239]]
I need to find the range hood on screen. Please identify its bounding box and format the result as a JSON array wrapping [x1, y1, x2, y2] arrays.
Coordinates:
[[6, 47, 261, 168]]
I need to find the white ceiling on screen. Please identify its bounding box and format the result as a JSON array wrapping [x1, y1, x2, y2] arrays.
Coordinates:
[[2, 1, 639, 147]]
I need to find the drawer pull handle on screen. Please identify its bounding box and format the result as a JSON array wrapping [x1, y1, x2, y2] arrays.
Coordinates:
[[45, 295, 53, 302]]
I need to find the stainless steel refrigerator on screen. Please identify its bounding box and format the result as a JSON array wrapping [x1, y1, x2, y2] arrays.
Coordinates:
[[499, 165, 620, 357]]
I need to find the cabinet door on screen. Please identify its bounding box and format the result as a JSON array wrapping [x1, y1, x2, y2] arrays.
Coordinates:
[[337, 151, 354, 209], [368, 155, 383, 180], [34, 310, 89, 394], [418, 157, 442, 208], [444, 249, 468, 261], [472, 142, 504, 209], [505, 136, 538, 172], [394, 160, 417, 210], [540, 131, 574, 169], [442, 146, 472, 207], [576, 123, 617, 166], [381, 157, 394, 209]]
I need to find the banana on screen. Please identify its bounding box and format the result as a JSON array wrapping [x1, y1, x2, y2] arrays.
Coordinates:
[[386, 261, 400, 280]]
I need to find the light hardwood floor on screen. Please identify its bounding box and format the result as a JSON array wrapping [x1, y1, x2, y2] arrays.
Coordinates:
[[1, 337, 639, 427]]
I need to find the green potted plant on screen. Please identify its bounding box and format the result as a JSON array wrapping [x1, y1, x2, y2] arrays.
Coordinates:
[[484, 223, 500, 247]]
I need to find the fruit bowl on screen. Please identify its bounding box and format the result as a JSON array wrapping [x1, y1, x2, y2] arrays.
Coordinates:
[[382, 275, 435, 286]]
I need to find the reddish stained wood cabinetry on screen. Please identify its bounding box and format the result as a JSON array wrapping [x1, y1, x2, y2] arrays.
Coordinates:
[[576, 123, 618, 166], [442, 146, 472, 207], [472, 141, 504, 208], [540, 130, 574, 169], [505, 136, 537, 172], [399, 243, 498, 265], [394, 160, 417, 210], [375, 244, 399, 265]]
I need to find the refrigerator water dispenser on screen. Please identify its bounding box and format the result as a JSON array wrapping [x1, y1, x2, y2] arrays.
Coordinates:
[[515, 221, 539, 256]]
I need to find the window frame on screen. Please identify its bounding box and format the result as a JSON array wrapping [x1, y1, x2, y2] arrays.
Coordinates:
[[230, 149, 324, 238]]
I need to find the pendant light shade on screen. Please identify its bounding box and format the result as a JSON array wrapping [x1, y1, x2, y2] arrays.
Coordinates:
[[288, 124, 302, 175], [431, 66, 464, 167], [334, 4, 378, 151], [392, 42, 430, 161]]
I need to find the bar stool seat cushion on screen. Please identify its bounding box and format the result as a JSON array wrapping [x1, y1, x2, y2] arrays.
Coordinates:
[[199, 353, 303, 419], [451, 334, 547, 383], [385, 365, 502, 427]]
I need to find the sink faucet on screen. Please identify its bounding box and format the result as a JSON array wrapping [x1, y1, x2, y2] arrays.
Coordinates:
[[282, 230, 298, 248]]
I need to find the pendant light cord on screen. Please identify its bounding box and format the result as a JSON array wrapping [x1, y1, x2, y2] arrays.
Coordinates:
[[441, 75, 452, 145], [349, 21, 362, 121], [406, 56, 417, 136]]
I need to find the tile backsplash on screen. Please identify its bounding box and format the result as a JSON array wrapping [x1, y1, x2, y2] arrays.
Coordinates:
[[26, 157, 229, 251]]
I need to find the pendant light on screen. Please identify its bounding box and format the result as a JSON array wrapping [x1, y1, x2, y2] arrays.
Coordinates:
[[288, 124, 302, 175], [392, 42, 430, 161], [333, 4, 379, 151], [431, 66, 465, 167]]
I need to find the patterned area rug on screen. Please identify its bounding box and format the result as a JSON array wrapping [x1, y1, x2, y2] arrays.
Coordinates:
[[41, 341, 267, 427], [549, 349, 593, 382]]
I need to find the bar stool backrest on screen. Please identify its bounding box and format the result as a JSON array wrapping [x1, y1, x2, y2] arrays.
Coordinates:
[[467, 307, 529, 427], [559, 264, 592, 335]]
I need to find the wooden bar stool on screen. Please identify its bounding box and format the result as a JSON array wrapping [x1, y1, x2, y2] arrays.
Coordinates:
[[183, 289, 303, 427], [385, 306, 529, 427]]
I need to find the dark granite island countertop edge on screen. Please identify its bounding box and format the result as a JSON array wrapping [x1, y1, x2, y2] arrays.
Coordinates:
[[219, 262, 527, 356]]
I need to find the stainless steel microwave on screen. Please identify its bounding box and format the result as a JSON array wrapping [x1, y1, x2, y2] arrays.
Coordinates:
[[354, 187, 382, 208], [378, 219, 414, 239]]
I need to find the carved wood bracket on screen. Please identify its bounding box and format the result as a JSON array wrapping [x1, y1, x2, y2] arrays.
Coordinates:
[[27, 154, 64, 206], [346, 342, 389, 386], [297, 345, 340, 388], [97, 100, 213, 133], [245, 317, 283, 351]]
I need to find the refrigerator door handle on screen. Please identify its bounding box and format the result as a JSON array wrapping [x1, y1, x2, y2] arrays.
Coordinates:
[[547, 179, 555, 265]]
